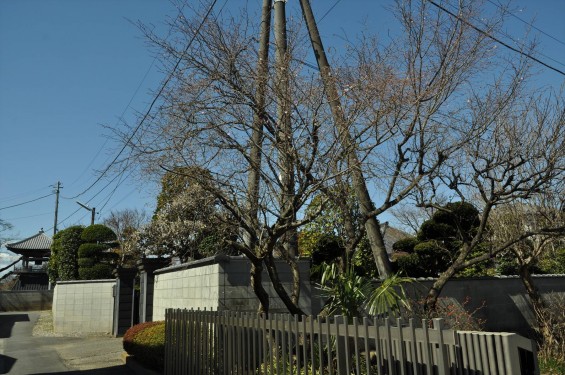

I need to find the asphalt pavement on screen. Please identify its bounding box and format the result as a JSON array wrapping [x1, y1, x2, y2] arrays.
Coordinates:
[[0, 311, 134, 375]]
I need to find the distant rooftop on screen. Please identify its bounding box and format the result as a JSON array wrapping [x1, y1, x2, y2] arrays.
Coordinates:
[[6, 230, 53, 252]]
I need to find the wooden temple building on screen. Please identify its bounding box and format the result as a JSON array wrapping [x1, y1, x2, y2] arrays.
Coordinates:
[[5, 229, 52, 290]]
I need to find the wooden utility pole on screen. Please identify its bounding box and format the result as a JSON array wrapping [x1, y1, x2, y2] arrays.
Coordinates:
[[298, 0, 393, 277], [246, 0, 273, 314], [274, 0, 297, 258], [53, 181, 62, 235], [245, 0, 272, 251]]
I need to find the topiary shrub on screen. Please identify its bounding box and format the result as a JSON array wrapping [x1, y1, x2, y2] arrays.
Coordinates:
[[77, 258, 95, 268], [392, 237, 418, 253], [78, 263, 114, 280], [78, 243, 110, 258], [123, 321, 165, 372], [81, 224, 117, 243], [78, 224, 118, 280]]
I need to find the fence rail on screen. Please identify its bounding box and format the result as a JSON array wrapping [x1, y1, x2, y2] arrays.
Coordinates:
[[164, 308, 538, 375]]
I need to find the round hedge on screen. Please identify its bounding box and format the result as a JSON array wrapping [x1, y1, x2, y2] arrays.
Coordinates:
[[392, 237, 418, 253], [78, 243, 110, 259], [123, 321, 165, 372], [81, 224, 117, 243], [77, 258, 95, 268], [78, 263, 114, 280]]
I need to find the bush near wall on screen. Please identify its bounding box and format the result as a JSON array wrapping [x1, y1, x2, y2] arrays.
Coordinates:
[[123, 321, 165, 372]]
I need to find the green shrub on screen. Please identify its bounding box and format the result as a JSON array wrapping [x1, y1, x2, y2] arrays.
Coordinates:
[[392, 237, 418, 253], [81, 224, 117, 243], [99, 251, 119, 262], [78, 243, 110, 259], [78, 263, 114, 280], [123, 321, 165, 372], [77, 258, 95, 268]]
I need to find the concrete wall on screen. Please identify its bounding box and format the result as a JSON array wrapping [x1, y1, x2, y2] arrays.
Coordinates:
[[401, 275, 565, 337], [0, 291, 53, 311], [153, 259, 221, 320], [152, 256, 312, 320], [52, 280, 115, 334], [222, 257, 312, 314]]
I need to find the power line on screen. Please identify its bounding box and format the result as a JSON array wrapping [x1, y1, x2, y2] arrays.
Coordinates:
[[426, 0, 565, 77], [0, 185, 52, 204], [442, 0, 565, 69], [67, 2, 193, 191], [485, 0, 565, 47], [67, 0, 220, 200], [0, 193, 54, 211], [5, 212, 52, 221]]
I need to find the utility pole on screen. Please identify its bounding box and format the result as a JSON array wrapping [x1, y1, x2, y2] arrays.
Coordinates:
[[245, 0, 272, 252], [298, 0, 393, 277], [76, 201, 95, 226], [53, 181, 62, 235], [274, 0, 297, 259], [245, 0, 273, 314]]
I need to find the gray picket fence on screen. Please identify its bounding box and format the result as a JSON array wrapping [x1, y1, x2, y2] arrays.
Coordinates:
[[164, 308, 538, 375]]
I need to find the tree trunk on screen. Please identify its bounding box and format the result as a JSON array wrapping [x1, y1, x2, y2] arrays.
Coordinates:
[[251, 259, 270, 314], [425, 243, 473, 310], [279, 245, 301, 304], [264, 254, 305, 315], [298, 0, 393, 278], [519, 264, 549, 343]]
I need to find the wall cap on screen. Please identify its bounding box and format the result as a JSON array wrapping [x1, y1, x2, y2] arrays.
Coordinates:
[[154, 254, 232, 275], [55, 279, 116, 285], [411, 274, 565, 282]]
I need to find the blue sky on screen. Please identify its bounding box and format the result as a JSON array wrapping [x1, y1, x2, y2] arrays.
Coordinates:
[[1, 0, 564, 268]]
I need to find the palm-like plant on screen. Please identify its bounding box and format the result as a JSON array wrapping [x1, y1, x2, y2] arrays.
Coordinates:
[[318, 261, 412, 320]]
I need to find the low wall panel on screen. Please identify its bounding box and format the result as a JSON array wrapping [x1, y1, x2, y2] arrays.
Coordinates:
[[152, 256, 312, 320], [153, 262, 221, 320], [52, 279, 115, 334], [396, 275, 565, 337], [0, 290, 53, 311]]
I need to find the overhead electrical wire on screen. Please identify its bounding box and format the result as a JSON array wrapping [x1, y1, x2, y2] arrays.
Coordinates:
[[67, 0, 220, 201], [485, 0, 565, 47], [75, 0, 230, 218], [0, 193, 54, 211], [441, 1, 565, 69], [47, 0, 227, 231], [426, 0, 565, 76], [0, 185, 52, 204]]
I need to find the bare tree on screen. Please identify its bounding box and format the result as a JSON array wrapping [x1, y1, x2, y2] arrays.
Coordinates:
[[488, 193, 565, 343], [0, 217, 13, 245], [299, 0, 535, 280], [103, 208, 149, 266], [424, 88, 565, 309], [116, 2, 342, 314], [112, 0, 564, 314]]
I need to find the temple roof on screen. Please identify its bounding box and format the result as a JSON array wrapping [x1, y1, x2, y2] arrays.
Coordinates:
[[5, 230, 52, 252]]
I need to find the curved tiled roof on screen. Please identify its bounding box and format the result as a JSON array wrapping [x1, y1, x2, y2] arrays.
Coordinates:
[[5, 231, 52, 251]]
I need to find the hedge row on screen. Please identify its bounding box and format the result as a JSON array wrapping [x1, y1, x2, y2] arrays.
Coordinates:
[[123, 321, 166, 372]]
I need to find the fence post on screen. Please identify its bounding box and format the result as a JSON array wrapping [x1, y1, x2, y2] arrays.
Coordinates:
[[433, 319, 449, 375]]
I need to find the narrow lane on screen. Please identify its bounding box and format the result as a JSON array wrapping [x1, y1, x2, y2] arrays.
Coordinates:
[[0, 312, 134, 374]]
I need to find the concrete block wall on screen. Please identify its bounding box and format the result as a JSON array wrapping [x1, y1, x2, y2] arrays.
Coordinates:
[[152, 255, 312, 320], [0, 291, 53, 311], [386, 274, 565, 338], [52, 280, 115, 334], [152, 261, 221, 320], [222, 257, 312, 314]]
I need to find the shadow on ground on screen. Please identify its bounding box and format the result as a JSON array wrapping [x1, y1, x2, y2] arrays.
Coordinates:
[[0, 314, 30, 338], [0, 354, 17, 374], [30, 364, 136, 374]]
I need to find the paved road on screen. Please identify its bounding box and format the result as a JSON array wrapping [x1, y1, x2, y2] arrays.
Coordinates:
[[0, 311, 134, 374]]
